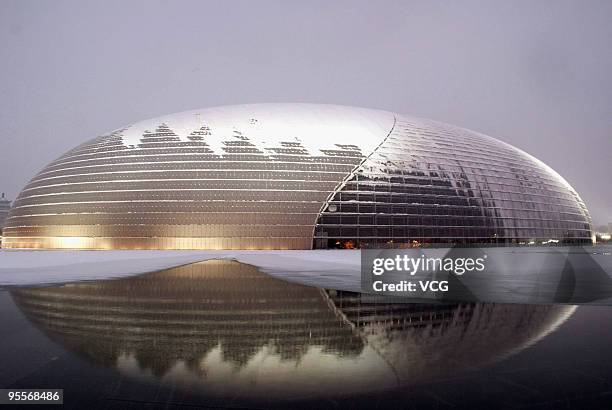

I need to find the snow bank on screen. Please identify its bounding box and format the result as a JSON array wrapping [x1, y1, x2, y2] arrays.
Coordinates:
[[0, 249, 362, 289]]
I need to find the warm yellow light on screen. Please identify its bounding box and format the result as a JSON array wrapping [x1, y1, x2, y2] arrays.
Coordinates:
[[55, 237, 91, 249]]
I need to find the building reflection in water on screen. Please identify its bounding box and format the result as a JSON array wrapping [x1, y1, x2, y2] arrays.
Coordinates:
[[10, 260, 576, 399]]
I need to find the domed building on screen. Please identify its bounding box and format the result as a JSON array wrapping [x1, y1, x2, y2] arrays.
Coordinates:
[[2, 104, 592, 249]]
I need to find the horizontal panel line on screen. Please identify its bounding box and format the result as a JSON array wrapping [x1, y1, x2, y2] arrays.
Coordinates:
[[40, 159, 361, 175], [2, 236, 311, 239], [21, 178, 340, 193], [48, 153, 361, 168], [7, 211, 319, 217], [16, 188, 335, 200], [10, 200, 325, 208], [28, 169, 351, 185]]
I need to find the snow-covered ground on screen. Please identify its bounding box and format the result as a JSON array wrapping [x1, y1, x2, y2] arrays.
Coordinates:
[[2, 247, 611, 305], [0, 249, 362, 289]]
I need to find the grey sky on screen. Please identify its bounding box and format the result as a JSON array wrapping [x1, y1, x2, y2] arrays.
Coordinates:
[[0, 0, 610, 224]]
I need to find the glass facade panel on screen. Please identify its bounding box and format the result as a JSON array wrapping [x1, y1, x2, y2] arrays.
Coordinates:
[[314, 116, 592, 248]]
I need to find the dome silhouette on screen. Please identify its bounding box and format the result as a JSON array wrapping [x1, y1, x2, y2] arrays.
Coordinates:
[[3, 103, 591, 249]]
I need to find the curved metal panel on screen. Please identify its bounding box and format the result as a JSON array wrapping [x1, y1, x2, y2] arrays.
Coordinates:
[[3, 104, 394, 249]]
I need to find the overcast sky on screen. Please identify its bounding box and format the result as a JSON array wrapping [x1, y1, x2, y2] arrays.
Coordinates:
[[0, 0, 610, 225]]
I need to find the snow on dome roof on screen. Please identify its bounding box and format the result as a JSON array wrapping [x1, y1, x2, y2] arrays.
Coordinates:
[[118, 103, 396, 156]]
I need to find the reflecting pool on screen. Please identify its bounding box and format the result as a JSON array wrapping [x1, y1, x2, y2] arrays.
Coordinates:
[[2, 261, 612, 409]]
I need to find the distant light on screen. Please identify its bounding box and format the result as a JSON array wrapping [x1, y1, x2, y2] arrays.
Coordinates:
[[600, 233, 611, 241]]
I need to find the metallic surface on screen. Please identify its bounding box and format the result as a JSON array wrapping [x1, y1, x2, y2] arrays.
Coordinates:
[[315, 116, 592, 247], [2, 104, 592, 249]]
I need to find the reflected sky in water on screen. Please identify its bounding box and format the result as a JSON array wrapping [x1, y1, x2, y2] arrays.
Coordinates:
[[6, 260, 577, 403]]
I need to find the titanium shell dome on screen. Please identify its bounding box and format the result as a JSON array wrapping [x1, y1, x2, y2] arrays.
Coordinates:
[[2, 103, 592, 250]]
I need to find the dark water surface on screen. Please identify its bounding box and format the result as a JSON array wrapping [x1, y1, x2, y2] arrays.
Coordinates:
[[1, 260, 612, 409]]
